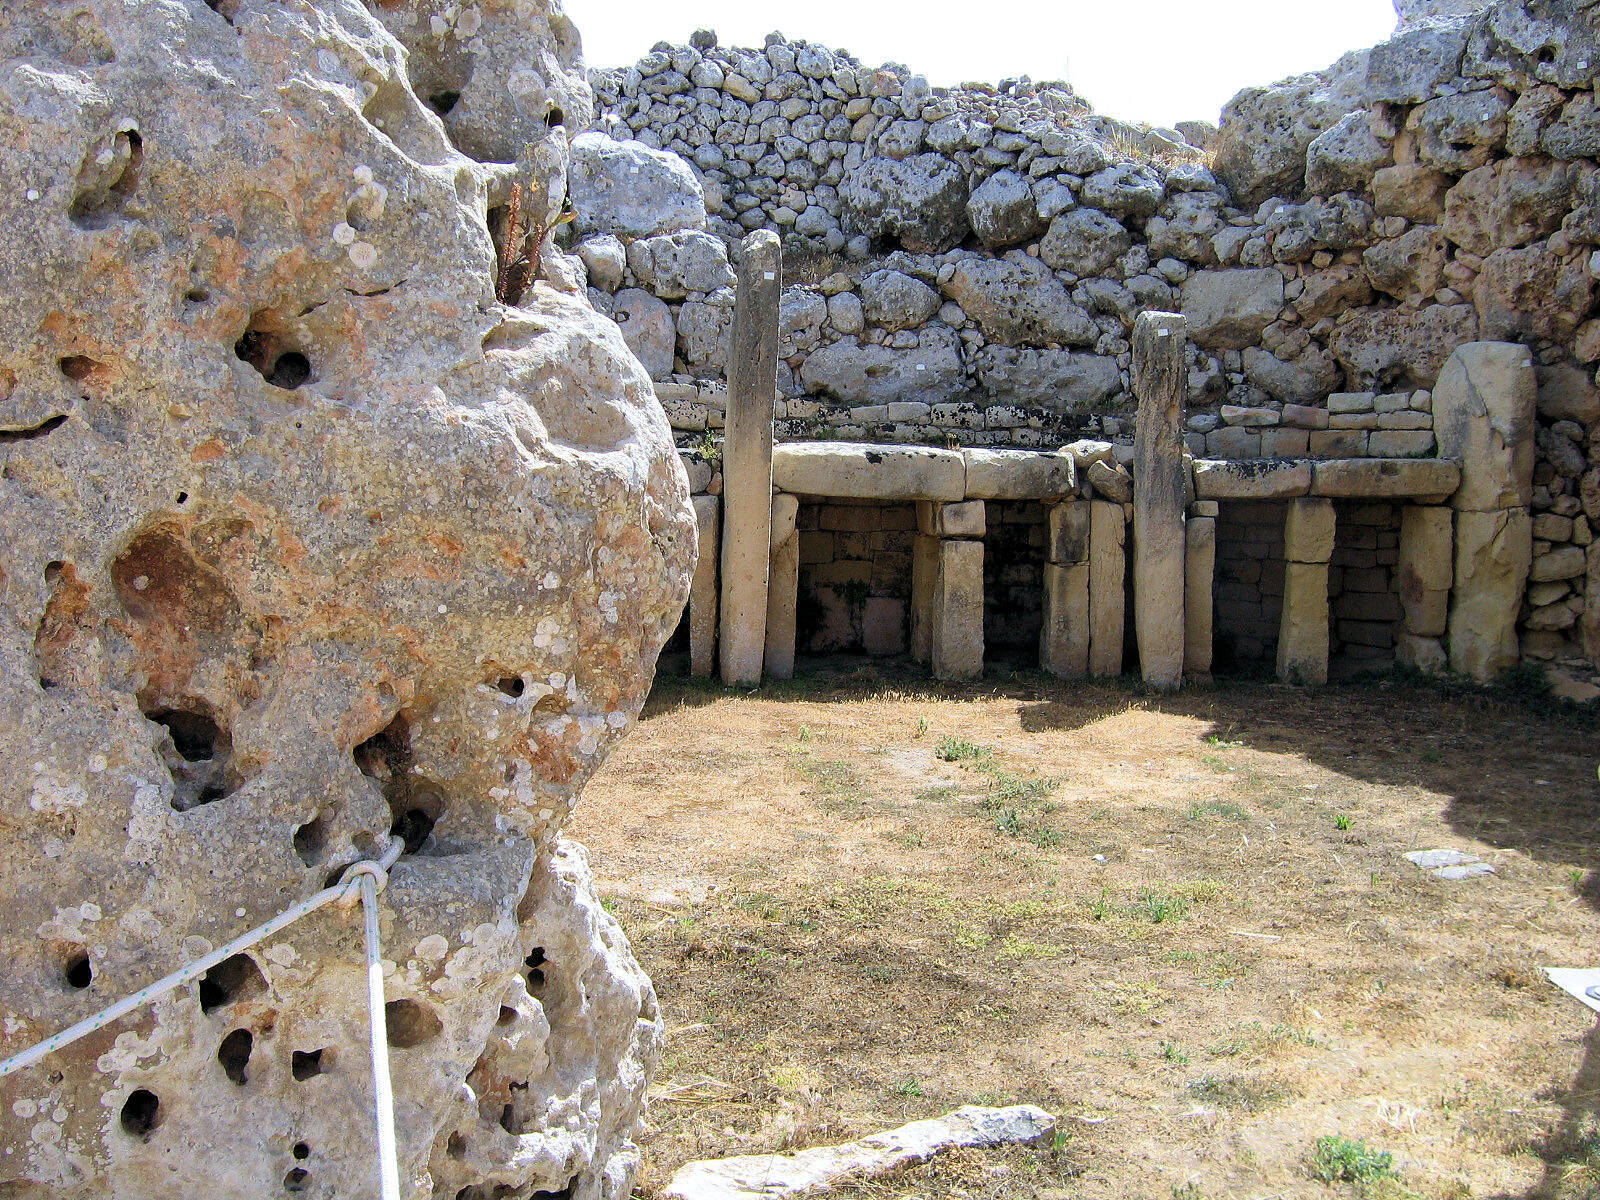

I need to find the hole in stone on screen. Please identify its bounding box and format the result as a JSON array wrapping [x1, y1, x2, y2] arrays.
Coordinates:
[[498, 1102, 516, 1134], [175, 491, 189, 504], [498, 1005, 518, 1025], [291, 1048, 329, 1081], [292, 1142, 310, 1160], [496, 676, 525, 697], [119, 1090, 161, 1140], [284, 1168, 310, 1193], [427, 91, 461, 115], [147, 709, 219, 762], [390, 807, 437, 855], [530, 1181, 577, 1200], [184, 287, 210, 304], [69, 129, 143, 229], [218, 1028, 253, 1085], [384, 998, 442, 1048], [198, 953, 266, 1014], [293, 814, 327, 866], [546, 106, 565, 128], [64, 953, 92, 990], [235, 320, 312, 390], [58, 355, 99, 382], [1536, 46, 1556, 65], [525, 947, 546, 990], [205, 0, 241, 24], [446, 1131, 468, 1159]]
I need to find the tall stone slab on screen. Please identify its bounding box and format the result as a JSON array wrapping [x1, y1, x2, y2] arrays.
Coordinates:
[[1433, 342, 1536, 680], [1041, 500, 1092, 677], [1277, 498, 1335, 685], [910, 533, 940, 664], [932, 539, 985, 681], [690, 495, 722, 676], [1088, 501, 1127, 677], [1131, 312, 1189, 690], [1184, 514, 1217, 679], [764, 493, 800, 680], [719, 230, 782, 685], [1397, 505, 1452, 639]]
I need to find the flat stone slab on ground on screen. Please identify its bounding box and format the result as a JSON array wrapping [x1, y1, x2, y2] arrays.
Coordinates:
[[662, 1105, 1057, 1200], [1404, 848, 1496, 878]]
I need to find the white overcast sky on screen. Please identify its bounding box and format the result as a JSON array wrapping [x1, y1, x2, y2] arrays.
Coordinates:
[[564, 0, 1399, 128]]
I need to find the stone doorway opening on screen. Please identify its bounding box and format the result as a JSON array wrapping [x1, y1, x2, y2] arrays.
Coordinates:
[[795, 500, 917, 660], [1211, 500, 1287, 675], [1329, 501, 1405, 678], [983, 501, 1047, 669]]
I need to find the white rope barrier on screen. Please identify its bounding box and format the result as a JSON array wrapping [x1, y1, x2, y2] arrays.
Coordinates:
[[0, 835, 407, 1200]]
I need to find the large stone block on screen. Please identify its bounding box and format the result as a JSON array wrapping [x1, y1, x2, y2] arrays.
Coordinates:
[[917, 499, 986, 539], [570, 131, 709, 238], [1284, 498, 1336, 564], [691, 495, 722, 676], [1179, 269, 1286, 351], [1047, 500, 1092, 564], [1192, 458, 1313, 500], [764, 535, 800, 680], [1448, 508, 1532, 681], [1277, 561, 1331, 685], [1398, 506, 1453, 638], [1309, 458, 1460, 502], [1185, 516, 1217, 679], [962, 449, 1077, 500], [932, 539, 984, 681], [1088, 501, 1127, 677], [1041, 562, 1091, 678], [772, 443, 966, 502], [1432, 341, 1536, 512]]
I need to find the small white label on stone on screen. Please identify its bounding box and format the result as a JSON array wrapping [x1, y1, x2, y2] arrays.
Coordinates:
[[763, 272, 775, 280], [1157, 329, 1169, 337], [915, 363, 926, 370]]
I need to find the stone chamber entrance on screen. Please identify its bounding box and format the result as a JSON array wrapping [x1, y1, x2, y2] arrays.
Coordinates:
[[795, 500, 916, 660]]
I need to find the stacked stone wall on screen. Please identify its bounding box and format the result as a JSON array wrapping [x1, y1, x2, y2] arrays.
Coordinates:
[[1213, 502, 1288, 670], [1330, 501, 1406, 672], [982, 501, 1048, 665], [795, 501, 916, 655], [583, 2, 1600, 678]]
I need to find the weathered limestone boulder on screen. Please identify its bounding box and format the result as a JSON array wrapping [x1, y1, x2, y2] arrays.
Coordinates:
[[626, 229, 735, 300], [608, 289, 676, 379], [1441, 158, 1572, 257], [966, 170, 1045, 249], [1433, 341, 1537, 511], [1180, 270, 1285, 351], [1039, 208, 1132, 276], [1450, 509, 1532, 679], [798, 328, 965, 407], [570, 132, 708, 239], [840, 153, 970, 254], [942, 258, 1097, 347], [1326, 303, 1480, 388], [1408, 89, 1510, 173], [0, 5, 694, 1199], [1473, 239, 1593, 343], [1192, 459, 1313, 500], [971, 348, 1121, 412], [861, 270, 942, 331], [1213, 59, 1366, 206], [1306, 111, 1392, 195]]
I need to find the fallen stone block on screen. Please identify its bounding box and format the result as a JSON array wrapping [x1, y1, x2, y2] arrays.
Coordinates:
[[662, 1106, 1057, 1200]]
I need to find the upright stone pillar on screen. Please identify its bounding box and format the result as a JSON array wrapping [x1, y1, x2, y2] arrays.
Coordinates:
[[1041, 500, 1091, 677], [688, 494, 721, 676], [1184, 501, 1217, 680], [1277, 497, 1334, 685], [931, 538, 984, 681], [910, 533, 939, 664], [1131, 311, 1188, 690], [1395, 504, 1452, 672], [718, 230, 781, 685], [1088, 500, 1126, 677], [1434, 342, 1536, 681], [764, 492, 800, 680]]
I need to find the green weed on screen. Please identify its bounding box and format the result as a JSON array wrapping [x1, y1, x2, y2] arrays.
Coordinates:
[[1308, 1134, 1396, 1184]]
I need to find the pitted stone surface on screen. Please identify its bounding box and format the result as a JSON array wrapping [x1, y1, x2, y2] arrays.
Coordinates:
[[0, 4, 692, 1198]]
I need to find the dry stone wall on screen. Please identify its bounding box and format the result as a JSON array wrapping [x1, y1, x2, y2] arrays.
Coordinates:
[[0, 2, 692, 1197], [578, 1, 1600, 676]]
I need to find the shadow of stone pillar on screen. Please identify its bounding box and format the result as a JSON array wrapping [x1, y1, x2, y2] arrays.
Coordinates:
[[689, 495, 720, 677]]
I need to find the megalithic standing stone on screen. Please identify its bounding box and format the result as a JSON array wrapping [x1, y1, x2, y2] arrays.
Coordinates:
[[1131, 311, 1188, 691], [719, 230, 782, 685]]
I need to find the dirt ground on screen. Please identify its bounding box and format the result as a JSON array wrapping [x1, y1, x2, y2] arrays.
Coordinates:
[[572, 662, 1600, 1200]]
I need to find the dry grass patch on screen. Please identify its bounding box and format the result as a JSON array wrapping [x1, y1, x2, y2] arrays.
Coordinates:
[[575, 664, 1600, 1199]]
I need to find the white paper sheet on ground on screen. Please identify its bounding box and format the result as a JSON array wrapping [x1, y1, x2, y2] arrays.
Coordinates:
[[1544, 968, 1600, 1015]]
